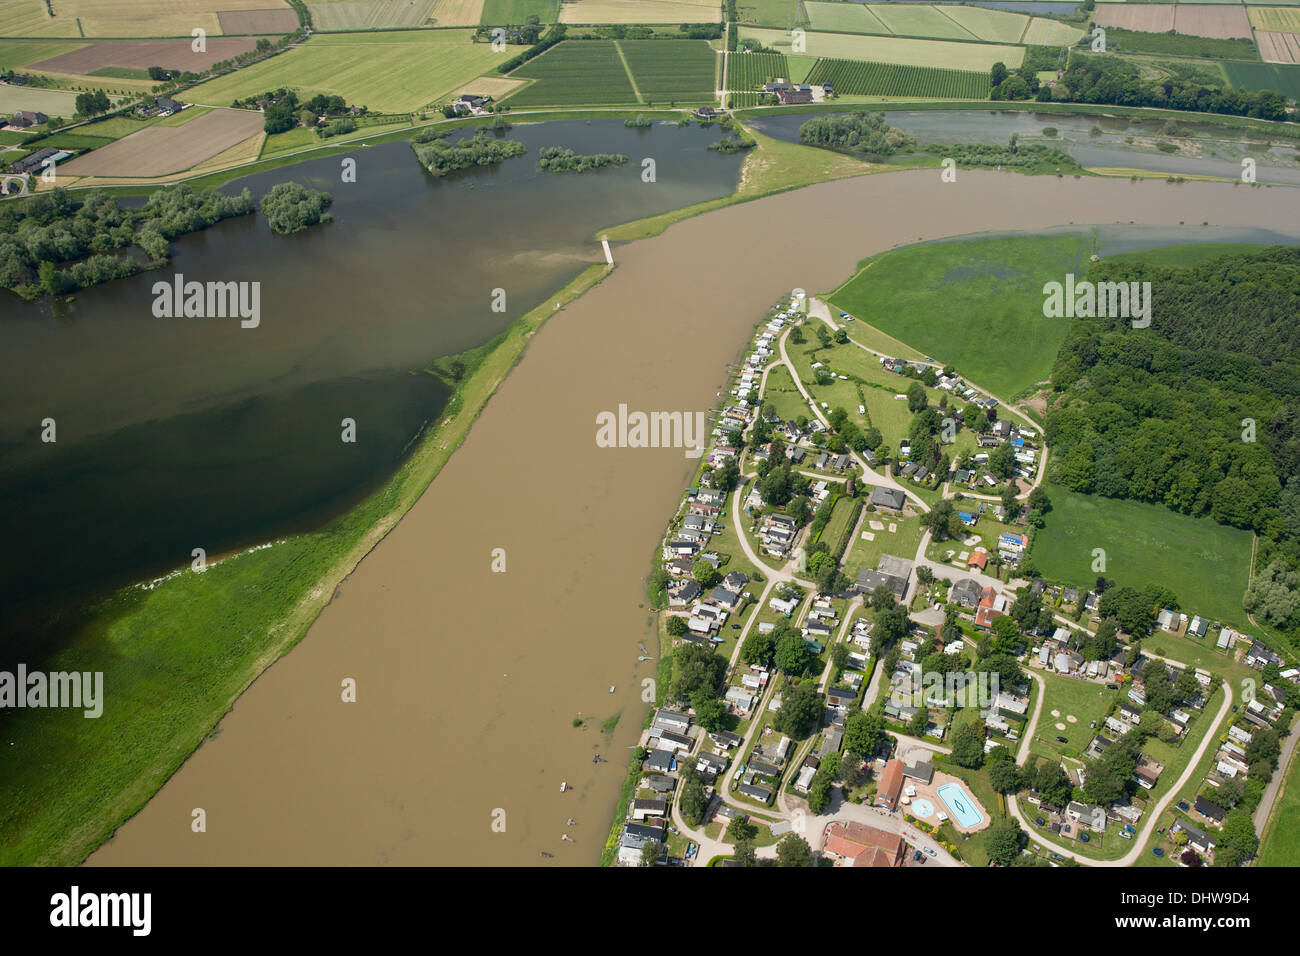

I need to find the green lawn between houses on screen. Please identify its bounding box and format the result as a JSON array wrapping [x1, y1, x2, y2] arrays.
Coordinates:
[[1030, 483, 1254, 631]]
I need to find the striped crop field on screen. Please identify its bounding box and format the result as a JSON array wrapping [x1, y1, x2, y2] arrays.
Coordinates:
[[618, 39, 717, 102], [726, 51, 789, 88], [505, 40, 638, 105], [737, 26, 1026, 69], [807, 57, 990, 98]]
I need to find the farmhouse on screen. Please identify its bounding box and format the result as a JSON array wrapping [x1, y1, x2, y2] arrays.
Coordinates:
[[10, 110, 47, 127]]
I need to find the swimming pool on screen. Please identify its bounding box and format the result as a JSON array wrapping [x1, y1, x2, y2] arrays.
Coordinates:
[[937, 783, 984, 828], [911, 799, 935, 819]]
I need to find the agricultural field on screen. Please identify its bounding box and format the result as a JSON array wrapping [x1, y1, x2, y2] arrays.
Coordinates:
[[0, 39, 89, 70], [479, 0, 559, 22], [803, 1, 893, 35], [28, 38, 271, 75], [215, 8, 301, 33], [1092, 3, 1176, 32], [0, 84, 82, 117], [505, 39, 638, 104], [557, 0, 721, 24], [869, 3, 980, 40], [0, 0, 81, 37], [1224, 57, 1300, 95], [1256, 30, 1300, 63], [1172, 4, 1253, 38], [737, 27, 1026, 69], [1019, 16, 1083, 45], [39, 0, 297, 38], [57, 106, 264, 177], [1030, 484, 1253, 629], [1249, 6, 1300, 32], [306, 0, 440, 30], [182, 30, 499, 112], [827, 234, 1093, 400], [617, 38, 717, 102], [735, 0, 806, 30], [725, 50, 788, 89], [807, 57, 989, 97], [942, 4, 1034, 43]]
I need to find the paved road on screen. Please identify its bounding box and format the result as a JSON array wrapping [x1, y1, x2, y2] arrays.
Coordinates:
[[1253, 713, 1300, 836]]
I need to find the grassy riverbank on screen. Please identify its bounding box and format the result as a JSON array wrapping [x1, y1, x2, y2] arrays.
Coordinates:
[[0, 262, 611, 866]]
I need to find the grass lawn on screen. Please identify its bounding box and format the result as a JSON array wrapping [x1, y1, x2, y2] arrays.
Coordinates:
[[1027, 670, 1119, 763], [842, 513, 924, 582], [927, 510, 1022, 566], [184, 31, 500, 113], [828, 233, 1095, 400], [1030, 483, 1254, 630], [761, 362, 815, 422]]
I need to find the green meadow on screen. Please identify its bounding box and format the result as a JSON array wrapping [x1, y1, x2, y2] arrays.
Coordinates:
[[828, 234, 1095, 400], [1030, 483, 1253, 629]]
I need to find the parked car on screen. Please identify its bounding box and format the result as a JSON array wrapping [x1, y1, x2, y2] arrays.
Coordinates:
[[1055, 735, 1068, 743]]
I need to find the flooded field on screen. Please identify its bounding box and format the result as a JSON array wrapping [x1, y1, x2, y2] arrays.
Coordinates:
[[89, 168, 1300, 866]]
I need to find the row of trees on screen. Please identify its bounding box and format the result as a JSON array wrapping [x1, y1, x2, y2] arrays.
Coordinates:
[[990, 53, 1291, 120]]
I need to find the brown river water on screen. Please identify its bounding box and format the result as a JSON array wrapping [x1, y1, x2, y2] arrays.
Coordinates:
[[87, 169, 1300, 866]]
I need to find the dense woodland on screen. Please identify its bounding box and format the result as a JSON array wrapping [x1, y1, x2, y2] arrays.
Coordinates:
[[798, 112, 913, 160], [0, 186, 255, 300], [1046, 246, 1300, 637]]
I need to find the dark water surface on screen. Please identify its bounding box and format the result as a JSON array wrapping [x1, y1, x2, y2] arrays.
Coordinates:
[[0, 119, 743, 646]]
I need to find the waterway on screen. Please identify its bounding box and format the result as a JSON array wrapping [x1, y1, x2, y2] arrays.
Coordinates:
[[0, 118, 744, 650], [88, 166, 1300, 866]]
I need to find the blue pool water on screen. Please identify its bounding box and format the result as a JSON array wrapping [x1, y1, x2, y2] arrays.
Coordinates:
[[911, 799, 935, 819], [937, 783, 984, 828]]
